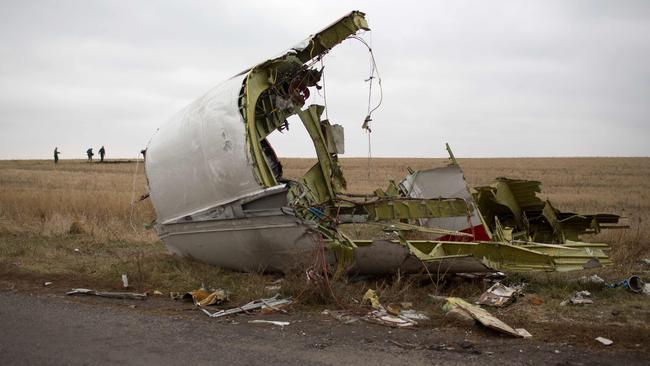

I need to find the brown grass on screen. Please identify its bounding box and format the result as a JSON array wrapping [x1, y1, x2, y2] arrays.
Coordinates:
[[1, 158, 649, 308]]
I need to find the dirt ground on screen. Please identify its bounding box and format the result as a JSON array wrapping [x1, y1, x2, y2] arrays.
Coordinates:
[[1, 285, 647, 366]]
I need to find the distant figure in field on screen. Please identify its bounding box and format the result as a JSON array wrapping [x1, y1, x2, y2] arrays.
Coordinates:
[[53, 147, 61, 164], [99, 146, 106, 162], [86, 148, 94, 162]]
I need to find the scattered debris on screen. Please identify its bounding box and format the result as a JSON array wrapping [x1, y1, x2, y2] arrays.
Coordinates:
[[73, 248, 80, 254], [608, 275, 645, 293], [43, 282, 53, 287], [152, 290, 164, 296], [641, 259, 650, 266], [595, 337, 614, 346], [478, 283, 524, 307], [359, 289, 427, 327], [362, 289, 381, 309], [432, 295, 528, 338], [200, 295, 291, 318], [400, 309, 430, 321], [561, 291, 593, 306], [365, 309, 418, 328], [190, 289, 230, 307], [170, 288, 230, 306], [248, 320, 290, 328], [644, 283, 650, 296], [121, 274, 129, 288], [578, 274, 605, 286], [66, 288, 147, 300], [322, 309, 360, 324]]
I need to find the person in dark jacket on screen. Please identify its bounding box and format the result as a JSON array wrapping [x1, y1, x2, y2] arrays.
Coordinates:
[[99, 146, 105, 162], [53, 147, 61, 164], [86, 148, 94, 162]]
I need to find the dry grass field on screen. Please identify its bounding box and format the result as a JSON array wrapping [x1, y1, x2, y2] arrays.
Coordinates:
[[1, 157, 649, 350]]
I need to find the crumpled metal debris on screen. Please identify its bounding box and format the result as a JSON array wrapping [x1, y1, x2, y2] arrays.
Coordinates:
[[359, 289, 428, 327], [477, 283, 524, 307], [560, 290, 593, 306], [201, 294, 291, 318], [248, 320, 290, 327], [400, 309, 430, 321], [364, 309, 418, 328], [362, 289, 381, 309], [322, 309, 361, 324], [192, 289, 230, 307], [66, 288, 147, 300], [432, 295, 530, 338], [170, 288, 230, 306], [595, 336, 613, 346]]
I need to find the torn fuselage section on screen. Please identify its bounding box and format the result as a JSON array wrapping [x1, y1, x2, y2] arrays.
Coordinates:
[[145, 11, 623, 274]]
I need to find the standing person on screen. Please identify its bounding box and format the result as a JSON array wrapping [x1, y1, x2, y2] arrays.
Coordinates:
[[86, 148, 94, 162], [53, 147, 61, 164], [99, 146, 106, 162]]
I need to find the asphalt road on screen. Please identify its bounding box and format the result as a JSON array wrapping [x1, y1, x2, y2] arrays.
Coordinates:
[[0, 290, 646, 366]]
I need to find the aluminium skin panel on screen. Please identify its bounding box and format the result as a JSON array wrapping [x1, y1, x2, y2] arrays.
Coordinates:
[[145, 74, 262, 224]]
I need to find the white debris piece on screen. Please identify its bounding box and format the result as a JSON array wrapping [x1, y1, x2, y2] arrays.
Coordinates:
[[595, 337, 613, 346], [248, 320, 290, 327]]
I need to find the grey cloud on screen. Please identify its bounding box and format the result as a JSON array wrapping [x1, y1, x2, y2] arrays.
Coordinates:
[[0, 0, 649, 159]]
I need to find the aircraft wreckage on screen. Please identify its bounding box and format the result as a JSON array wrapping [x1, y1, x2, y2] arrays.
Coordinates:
[[145, 11, 626, 274]]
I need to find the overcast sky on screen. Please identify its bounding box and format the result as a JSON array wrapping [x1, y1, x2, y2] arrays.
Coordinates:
[[1, 1, 649, 159]]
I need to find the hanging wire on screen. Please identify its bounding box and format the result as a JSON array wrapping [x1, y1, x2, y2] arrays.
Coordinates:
[[320, 58, 329, 121], [350, 33, 383, 182], [350, 34, 384, 126]]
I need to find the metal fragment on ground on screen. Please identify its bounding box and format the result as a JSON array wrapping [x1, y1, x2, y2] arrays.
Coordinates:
[[248, 320, 290, 327], [322, 310, 360, 324], [477, 283, 524, 307], [201, 295, 291, 318], [66, 288, 147, 300], [362, 289, 381, 309], [439, 296, 527, 338], [364, 309, 418, 328], [399, 309, 429, 321], [195, 289, 229, 307], [595, 337, 614, 346]]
